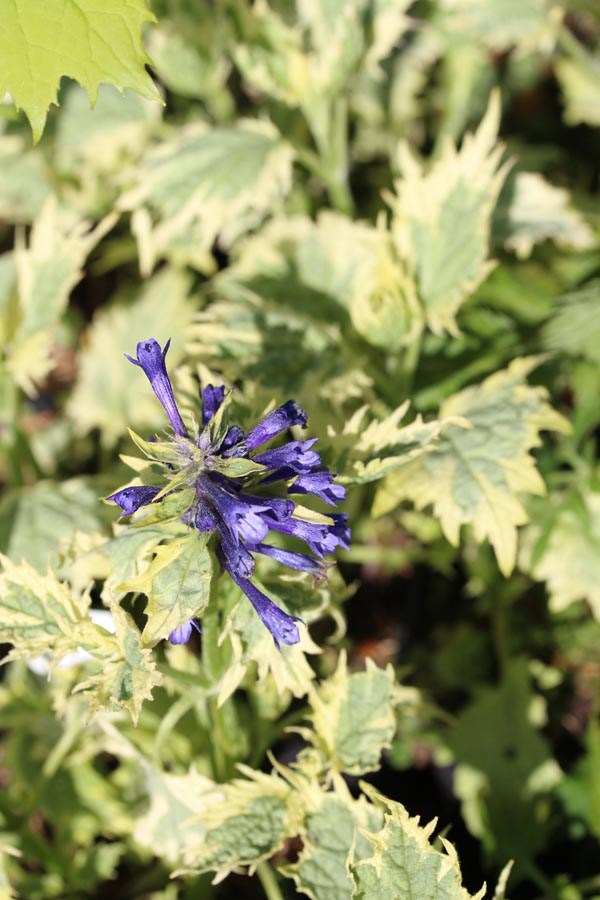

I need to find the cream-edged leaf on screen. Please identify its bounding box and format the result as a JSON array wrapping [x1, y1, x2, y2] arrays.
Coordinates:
[[520, 487, 600, 621], [120, 120, 294, 273], [349, 785, 486, 899], [388, 91, 509, 333], [181, 765, 303, 882], [374, 358, 569, 575], [436, 0, 561, 54], [133, 766, 213, 863], [305, 652, 417, 775], [494, 172, 595, 259], [286, 779, 384, 900], [0, 0, 160, 141]]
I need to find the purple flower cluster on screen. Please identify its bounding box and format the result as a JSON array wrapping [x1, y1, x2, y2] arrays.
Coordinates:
[[108, 339, 350, 648]]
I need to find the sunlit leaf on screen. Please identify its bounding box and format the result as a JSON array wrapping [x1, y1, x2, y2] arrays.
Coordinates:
[[119, 120, 294, 273], [556, 49, 600, 127], [348, 784, 486, 899], [388, 91, 509, 333], [304, 652, 417, 775], [0, 0, 160, 141], [374, 358, 569, 575], [494, 172, 595, 259], [121, 532, 213, 645]]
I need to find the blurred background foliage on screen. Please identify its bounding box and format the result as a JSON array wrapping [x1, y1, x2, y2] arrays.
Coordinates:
[[1, 0, 600, 898]]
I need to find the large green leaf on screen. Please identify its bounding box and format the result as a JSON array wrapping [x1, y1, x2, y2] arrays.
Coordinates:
[[119, 120, 294, 273], [181, 766, 303, 881], [494, 171, 594, 259], [450, 659, 560, 868], [520, 485, 600, 620], [556, 48, 600, 127], [286, 780, 383, 900], [348, 785, 486, 899], [305, 652, 416, 775], [388, 92, 509, 333], [374, 358, 569, 575], [0, 0, 160, 141], [435, 0, 560, 53]]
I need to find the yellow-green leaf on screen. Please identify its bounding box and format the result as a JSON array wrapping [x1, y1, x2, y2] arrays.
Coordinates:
[[374, 358, 569, 575], [121, 532, 213, 645], [388, 91, 509, 334], [349, 785, 486, 900], [0, 0, 160, 141]]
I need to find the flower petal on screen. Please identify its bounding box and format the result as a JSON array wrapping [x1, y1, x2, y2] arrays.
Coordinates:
[[106, 485, 160, 516], [127, 338, 188, 437]]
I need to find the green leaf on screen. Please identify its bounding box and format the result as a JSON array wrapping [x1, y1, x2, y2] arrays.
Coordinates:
[[74, 604, 162, 724], [181, 765, 303, 881], [305, 652, 416, 775], [540, 282, 600, 364], [520, 485, 600, 620], [556, 49, 600, 127], [0, 0, 160, 141], [374, 358, 569, 575], [435, 0, 560, 53], [334, 402, 458, 485], [67, 267, 196, 446], [121, 532, 213, 645], [6, 199, 116, 394], [493, 171, 594, 259], [0, 136, 51, 222], [0, 555, 90, 660], [449, 659, 560, 867], [133, 765, 213, 863], [556, 718, 600, 842], [388, 91, 509, 333], [286, 780, 383, 900], [348, 784, 486, 900], [0, 478, 108, 572], [120, 120, 294, 273]]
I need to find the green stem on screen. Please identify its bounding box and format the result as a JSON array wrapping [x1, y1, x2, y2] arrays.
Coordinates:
[[256, 861, 284, 900]]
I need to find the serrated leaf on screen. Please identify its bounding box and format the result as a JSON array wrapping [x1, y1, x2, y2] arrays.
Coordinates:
[[0, 555, 90, 660], [74, 604, 162, 724], [121, 532, 213, 645], [348, 784, 486, 900], [0, 0, 160, 141], [374, 358, 569, 575], [520, 486, 600, 620], [494, 172, 595, 259], [120, 120, 294, 273], [388, 91, 509, 334], [133, 765, 213, 863], [6, 199, 116, 394], [182, 765, 303, 881], [286, 779, 383, 900], [334, 403, 461, 485], [305, 652, 415, 775], [67, 267, 195, 446], [0, 478, 108, 572]]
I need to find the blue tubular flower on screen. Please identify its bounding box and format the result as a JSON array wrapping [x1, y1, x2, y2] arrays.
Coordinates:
[[169, 619, 201, 644], [108, 339, 349, 648], [126, 339, 188, 437], [107, 485, 160, 516]]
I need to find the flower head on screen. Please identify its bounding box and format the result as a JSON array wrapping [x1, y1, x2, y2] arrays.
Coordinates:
[[108, 338, 349, 648]]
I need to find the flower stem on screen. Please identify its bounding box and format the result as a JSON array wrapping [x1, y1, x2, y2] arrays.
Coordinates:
[[256, 861, 284, 900]]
